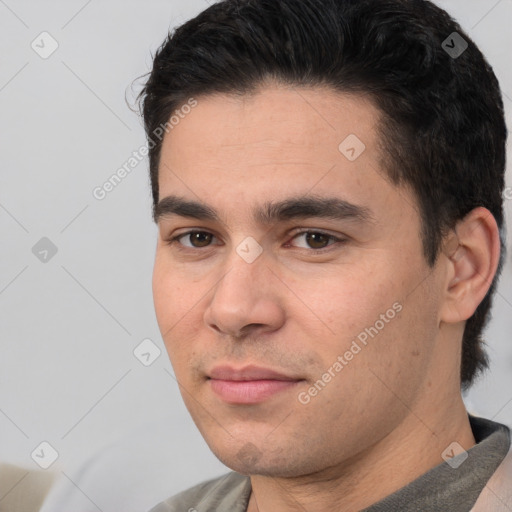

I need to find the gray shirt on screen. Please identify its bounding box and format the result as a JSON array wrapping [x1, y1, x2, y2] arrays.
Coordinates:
[[150, 415, 510, 512]]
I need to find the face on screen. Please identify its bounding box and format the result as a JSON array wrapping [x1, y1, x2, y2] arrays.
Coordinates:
[[152, 84, 446, 478]]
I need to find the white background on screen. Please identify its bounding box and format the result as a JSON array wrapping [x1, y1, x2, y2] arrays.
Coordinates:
[[0, 1, 511, 510]]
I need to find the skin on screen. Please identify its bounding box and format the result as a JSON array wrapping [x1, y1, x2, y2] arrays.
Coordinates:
[[152, 83, 500, 511]]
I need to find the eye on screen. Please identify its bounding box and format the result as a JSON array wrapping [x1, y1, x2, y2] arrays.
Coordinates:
[[169, 230, 219, 248], [166, 229, 344, 252], [289, 230, 343, 250]]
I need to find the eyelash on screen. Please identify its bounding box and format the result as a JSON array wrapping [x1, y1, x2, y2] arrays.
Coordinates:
[[165, 229, 345, 253]]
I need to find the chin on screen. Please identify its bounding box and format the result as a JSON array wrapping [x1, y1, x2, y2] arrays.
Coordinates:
[[210, 441, 318, 478]]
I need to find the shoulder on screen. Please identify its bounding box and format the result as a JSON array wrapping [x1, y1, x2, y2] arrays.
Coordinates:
[[472, 443, 512, 511], [148, 471, 251, 512]]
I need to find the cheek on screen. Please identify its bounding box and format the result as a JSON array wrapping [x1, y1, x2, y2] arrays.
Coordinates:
[[291, 256, 436, 383], [152, 251, 201, 322], [152, 258, 195, 349], [152, 255, 214, 378], [291, 262, 399, 341], [152, 260, 176, 330]]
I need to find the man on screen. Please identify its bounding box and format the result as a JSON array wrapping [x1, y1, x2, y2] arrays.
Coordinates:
[[139, 0, 511, 510]]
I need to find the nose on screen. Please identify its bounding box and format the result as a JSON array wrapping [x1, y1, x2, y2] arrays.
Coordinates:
[[203, 248, 286, 339]]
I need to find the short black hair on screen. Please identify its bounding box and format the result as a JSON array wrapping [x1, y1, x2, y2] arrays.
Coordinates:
[[138, 0, 507, 389]]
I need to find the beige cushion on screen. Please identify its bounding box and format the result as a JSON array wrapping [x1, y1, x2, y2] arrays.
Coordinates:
[[0, 464, 56, 512]]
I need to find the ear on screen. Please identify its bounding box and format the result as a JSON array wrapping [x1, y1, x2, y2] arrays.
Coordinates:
[[440, 207, 501, 324]]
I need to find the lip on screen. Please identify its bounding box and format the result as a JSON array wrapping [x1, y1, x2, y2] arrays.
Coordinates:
[[207, 365, 303, 404], [209, 365, 299, 381]]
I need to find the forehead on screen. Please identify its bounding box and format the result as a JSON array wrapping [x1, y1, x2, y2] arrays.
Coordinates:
[[156, 85, 410, 222], [160, 84, 380, 168]]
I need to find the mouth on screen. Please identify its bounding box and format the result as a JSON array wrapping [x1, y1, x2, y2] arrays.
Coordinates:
[[207, 365, 304, 404]]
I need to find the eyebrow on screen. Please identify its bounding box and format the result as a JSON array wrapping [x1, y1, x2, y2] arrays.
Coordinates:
[[153, 194, 374, 226]]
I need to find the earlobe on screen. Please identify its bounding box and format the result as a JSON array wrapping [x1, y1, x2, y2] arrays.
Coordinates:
[[440, 207, 500, 324]]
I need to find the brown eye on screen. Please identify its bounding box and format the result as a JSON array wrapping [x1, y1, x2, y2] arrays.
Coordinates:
[[186, 232, 213, 247], [290, 231, 340, 250], [304, 232, 331, 249], [168, 231, 216, 249]]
